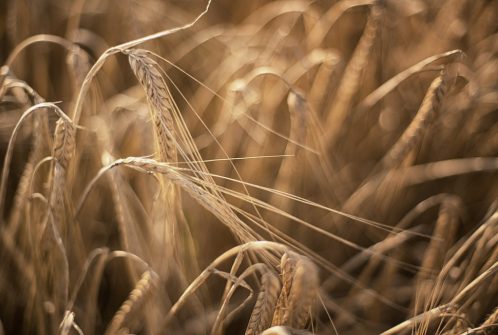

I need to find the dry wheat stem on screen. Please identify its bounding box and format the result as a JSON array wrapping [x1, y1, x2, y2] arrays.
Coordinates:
[[212, 263, 272, 334], [358, 50, 463, 111], [43, 210, 70, 325], [451, 262, 498, 307], [4, 34, 74, 68], [381, 304, 454, 335], [2, 77, 44, 103], [59, 311, 83, 335], [127, 49, 186, 277], [59, 311, 74, 335]]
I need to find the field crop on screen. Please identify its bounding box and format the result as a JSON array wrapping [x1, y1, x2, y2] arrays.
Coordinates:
[[0, 1, 497, 334]]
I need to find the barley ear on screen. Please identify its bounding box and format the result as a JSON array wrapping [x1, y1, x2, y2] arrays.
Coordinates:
[[246, 272, 282, 335]]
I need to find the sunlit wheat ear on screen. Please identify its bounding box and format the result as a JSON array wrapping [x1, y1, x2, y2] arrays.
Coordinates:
[[381, 71, 448, 169], [287, 256, 320, 329], [212, 263, 268, 334], [272, 252, 298, 326], [245, 272, 282, 335], [105, 270, 157, 335], [272, 252, 319, 329], [127, 49, 177, 163], [126, 48, 186, 273], [51, 115, 76, 218]]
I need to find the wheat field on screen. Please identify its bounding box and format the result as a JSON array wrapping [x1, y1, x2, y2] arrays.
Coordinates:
[[0, 0, 497, 334]]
